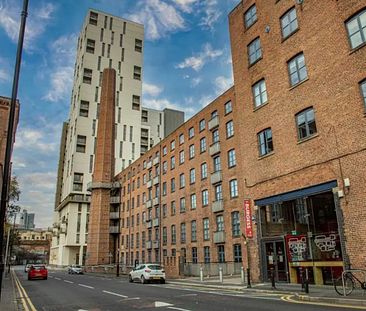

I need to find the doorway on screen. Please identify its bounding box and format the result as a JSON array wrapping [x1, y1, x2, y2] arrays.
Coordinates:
[[264, 240, 288, 282]]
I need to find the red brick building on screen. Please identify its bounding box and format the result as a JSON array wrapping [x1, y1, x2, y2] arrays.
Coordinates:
[[87, 1, 366, 285]]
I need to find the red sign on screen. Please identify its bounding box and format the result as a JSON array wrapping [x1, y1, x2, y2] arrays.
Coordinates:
[[244, 199, 253, 238]]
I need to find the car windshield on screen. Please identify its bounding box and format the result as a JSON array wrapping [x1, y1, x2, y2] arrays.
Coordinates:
[[33, 265, 46, 269], [147, 265, 162, 270], [74, 265, 81, 268]]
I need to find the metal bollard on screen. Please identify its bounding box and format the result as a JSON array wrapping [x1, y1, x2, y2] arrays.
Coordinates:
[[270, 267, 276, 289], [247, 268, 251, 288], [219, 266, 223, 283], [304, 268, 309, 294], [200, 266, 204, 282], [241, 267, 245, 285]]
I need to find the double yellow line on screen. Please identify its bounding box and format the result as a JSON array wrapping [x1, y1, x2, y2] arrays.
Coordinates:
[[11, 269, 37, 311]]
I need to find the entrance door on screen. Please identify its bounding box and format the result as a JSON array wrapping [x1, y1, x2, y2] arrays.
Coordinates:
[[264, 240, 288, 282]]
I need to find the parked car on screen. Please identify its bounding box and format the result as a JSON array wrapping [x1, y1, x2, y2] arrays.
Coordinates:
[[28, 264, 48, 280], [129, 264, 165, 284], [24, 264, 32, 273], [67, 265, 84, 274]]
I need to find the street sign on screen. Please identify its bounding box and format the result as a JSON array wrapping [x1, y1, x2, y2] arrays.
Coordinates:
[[244, 199, 253, 238]]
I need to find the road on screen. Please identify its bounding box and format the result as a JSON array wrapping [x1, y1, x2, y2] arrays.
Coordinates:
[[13, 267, 357, 311]]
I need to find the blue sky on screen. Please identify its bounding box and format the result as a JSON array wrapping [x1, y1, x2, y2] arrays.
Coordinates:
[[0, 0, 239, 228]]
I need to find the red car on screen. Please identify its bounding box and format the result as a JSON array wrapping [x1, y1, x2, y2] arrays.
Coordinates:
[[28, 264, 48, 280]]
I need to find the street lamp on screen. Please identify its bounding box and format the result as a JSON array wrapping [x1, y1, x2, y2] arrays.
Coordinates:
[[242, 233, 251, 288]]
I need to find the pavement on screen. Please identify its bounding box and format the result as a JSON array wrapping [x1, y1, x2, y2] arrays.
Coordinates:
[[0, 271, 21, 311]]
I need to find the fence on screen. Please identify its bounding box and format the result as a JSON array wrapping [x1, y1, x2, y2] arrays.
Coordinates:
[[183, 262, 243, 277]]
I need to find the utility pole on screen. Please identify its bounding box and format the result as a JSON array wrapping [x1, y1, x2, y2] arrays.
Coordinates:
[[0, 0, 29, 300]]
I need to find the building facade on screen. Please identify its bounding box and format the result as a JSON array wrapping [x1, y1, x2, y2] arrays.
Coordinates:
[[50, 10, 184, 267], [19, 209, 35, 229]]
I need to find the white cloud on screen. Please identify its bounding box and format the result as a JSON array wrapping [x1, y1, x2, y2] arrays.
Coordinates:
[[176, 43, 223, 71], [42, 66, 74, 102], [0, 69, 9, 82], [173, 0, 198, 13], [199, 0, 221, 31], [144, 98, 195, 116], [190, 77, 202, 87], [143, 82, 163, 97], [0, 1, 57, 50], [214, 75, 233, 94], [128, 0, 186, 40]]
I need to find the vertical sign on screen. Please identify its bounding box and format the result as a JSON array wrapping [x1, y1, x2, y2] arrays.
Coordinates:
[[244, 199, 253, 238]]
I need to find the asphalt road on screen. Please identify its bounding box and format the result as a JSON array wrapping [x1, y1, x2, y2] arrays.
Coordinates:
[[14, 267, 353, 311]]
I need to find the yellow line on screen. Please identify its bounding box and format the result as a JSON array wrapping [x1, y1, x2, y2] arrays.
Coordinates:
[[12, 270, 38, 311], [281, 294, 366, 309], [13, 270, 30, 311]]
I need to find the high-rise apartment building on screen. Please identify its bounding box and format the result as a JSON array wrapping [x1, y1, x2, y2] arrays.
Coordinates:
[[19, 209, 35, 230], [50, 10, 183, 266]]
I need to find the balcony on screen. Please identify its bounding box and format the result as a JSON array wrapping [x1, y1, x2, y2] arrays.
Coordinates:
[[153, 176, 159, 185], [147, 179, 153, 189], [213, 231, 225, 244], [111, 181, 121, 189], [109, 226, 120, 234], [153, 197, 159, 206], [110, 196, 120, 204], [110, 212, 120, 219], [209, 142, 220, 156], [146, 220, 152, 228], [210, 171, 222, 184], [145, 199, 152, 209], [153, 157, 159, 166], [147, 161, 152, 169], [153, 240, 159, 248], [146, 240, 152, 249], [153, 218, 159, 227], [208, 115, 219, 130], [212, 200, 224, 213]]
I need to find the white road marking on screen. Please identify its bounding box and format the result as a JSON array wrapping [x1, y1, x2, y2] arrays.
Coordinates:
[[122, 297, 140, 301], [55, 277, 61, 280], [64, 280, 74, 284], [102, 290, 128, 298], [167, 307, 192, 311], [155, 301, 173, 307], [177, 294, 197, 297], [78, 284, 94, 289]]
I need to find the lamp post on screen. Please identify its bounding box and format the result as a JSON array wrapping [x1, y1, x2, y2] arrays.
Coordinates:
[[242, 233, 251, 288]]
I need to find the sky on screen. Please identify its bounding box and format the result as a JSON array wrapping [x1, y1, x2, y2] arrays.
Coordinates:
[[0, 0, 240, 228]]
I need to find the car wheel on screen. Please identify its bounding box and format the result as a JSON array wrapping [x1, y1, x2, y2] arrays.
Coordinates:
[[141, 275, 146, 284], [129, 275, 133, 283], [160, 279, 165, 284], [44, 277, 48, 280]]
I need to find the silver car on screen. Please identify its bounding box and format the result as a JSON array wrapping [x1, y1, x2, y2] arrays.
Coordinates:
[[67, 265, 84, 274], [129, 264, 165, 284]]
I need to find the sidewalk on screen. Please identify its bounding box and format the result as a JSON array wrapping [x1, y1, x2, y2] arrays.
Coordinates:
[[0, 271, 20, 311]]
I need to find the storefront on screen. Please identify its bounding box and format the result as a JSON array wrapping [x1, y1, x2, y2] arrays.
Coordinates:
[[255, 181, 344, 285]]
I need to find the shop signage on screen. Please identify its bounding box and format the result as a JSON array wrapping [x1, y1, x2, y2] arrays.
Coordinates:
[[285, 234, 308, 262], [244, 199, 253, 238]]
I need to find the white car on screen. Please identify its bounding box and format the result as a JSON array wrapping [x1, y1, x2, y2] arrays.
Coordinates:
[[67, 265, 84, 274], [129, 264, 165, 284]]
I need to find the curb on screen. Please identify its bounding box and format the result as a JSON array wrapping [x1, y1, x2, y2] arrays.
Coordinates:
[[295, 294, 366, 307]]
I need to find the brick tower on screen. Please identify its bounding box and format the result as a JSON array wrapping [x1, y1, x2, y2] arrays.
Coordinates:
[[86, 68, 116, 265]]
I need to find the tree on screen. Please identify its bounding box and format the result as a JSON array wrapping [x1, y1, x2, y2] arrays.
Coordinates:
[[6, 176, 21, 222]]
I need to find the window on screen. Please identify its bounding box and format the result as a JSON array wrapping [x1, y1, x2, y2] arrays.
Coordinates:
[[86, 39, 95, 53], [252, 79, 268, 108], [163, 146, 167, 155], [203, 218, 210, 240], [162, 182, 167, 196], [211, 110, 218, 119], [201, 162, 208, 179], [213, 156, 221, 172], [132, 95, 140, 110], [171, 156, 176, 169], [244, 4, 257, 29], [189, 144, 195, 159], [188, 127, 194, 139], [171, 178, 175, 193], [171, 225, 176, 244], [89, 11, 98, 25], [191, 220, 197, 242], [288, 53, 308, 86], [296, 107, 317, 140], [346, 9, 366, 49], [189, 168, 196, 184], [190, 194, 197, 210], [232, 211, 240, 237], [216, 215, 224, 232], [233, 244, 242, 262], [192, 247, 198, 263], [258, 128, 273, 156], [248, 37, 262, 65], [228, 149, 236, 168], [229, 179, 238, 198], [135, 38, 142, 52], [180, 197, 186, 213], [214, 184, 222, 201], [199, 119, 206, 131], [359, 79, 366, 108], [79, 100, 89, 117], [179, 133, 184, 145], [83, 68, 92, 84], [133, 66, 141, 80], [180, 223, 186, 243], [281, 7, 298, 39], [218, 245, 225, 263], [179, 150, 185, 164], [73, 173, 83, 191], [171, 201, 176, 216], [76, 135, 86, 153], [142, 110, 148, 122], [179, 173, 185, 188], [204, 246, 210, 263], [226, 120, 234, 138], [170, 140, 175, 150], [163, 161, 167, 174], [202, 189, 209, 206], [225, 101, 232, 114], [212, 129, 219, 143], [200, 137, 207, 153]]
